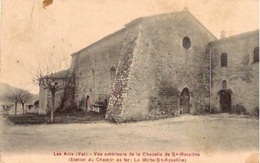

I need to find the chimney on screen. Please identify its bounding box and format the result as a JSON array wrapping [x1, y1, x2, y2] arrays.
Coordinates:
[[183, 7, 189, 11], [221, 30, 226, 39]]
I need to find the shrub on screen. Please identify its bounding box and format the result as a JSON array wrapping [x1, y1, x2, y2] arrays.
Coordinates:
[[204, 104, 211, 113], [232, 104, 246, 114], [251, 107, 259, 117], [193, 99, 210, 115]]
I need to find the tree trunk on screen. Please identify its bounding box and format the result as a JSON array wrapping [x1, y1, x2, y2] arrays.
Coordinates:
[[14, 102, 17, 116], [50, 92, 55, 123], [22, 103, 25, 114]]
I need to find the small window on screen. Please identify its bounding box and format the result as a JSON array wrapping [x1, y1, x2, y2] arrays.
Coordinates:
[[92, 69, 95, 76], [222, 80, 227, 89], [221, 53, 227, 67], [110, 66, 116, 84], [182, 36, 191, 50], [92, 69, 95, 87], [253, 47, 259, 63]]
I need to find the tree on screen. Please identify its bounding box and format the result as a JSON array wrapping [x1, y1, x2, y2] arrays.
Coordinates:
[[32, 40, 74, 123], [5, 89, 24, 116], [35, 70, 75, 123], [20, 91, 32, 114]]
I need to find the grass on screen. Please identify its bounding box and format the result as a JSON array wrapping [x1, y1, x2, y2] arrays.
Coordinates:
[[4, 109, 258, 125], [4, 111, 106, 124]]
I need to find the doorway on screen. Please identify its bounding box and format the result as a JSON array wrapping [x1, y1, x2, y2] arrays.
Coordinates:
[[180, 88, 190, 113], [219, 90, 232, 112]]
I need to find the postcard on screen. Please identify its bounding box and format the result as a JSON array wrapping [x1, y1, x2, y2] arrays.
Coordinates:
[[0, 0, 259, 163]]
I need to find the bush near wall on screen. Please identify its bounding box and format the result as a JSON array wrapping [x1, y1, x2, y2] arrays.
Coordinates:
[[251, 107, 259, 117], [231, 104, 247, 115], [193, 98, 210, 115]]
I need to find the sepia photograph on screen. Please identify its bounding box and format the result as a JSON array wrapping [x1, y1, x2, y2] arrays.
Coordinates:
[[0, 0, 259, 162]]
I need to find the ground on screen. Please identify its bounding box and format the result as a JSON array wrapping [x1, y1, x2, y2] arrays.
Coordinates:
[[0, 109, 259, 163], [5, 111, 105, 124]]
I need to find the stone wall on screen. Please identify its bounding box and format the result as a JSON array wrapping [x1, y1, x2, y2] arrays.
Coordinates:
[[38, 70, 74, 114], [145, 12, 215, 116], [142, 11, 216, 118], [210, 30, 259, 114], [38, 86, 66, 114], [105, 24, 141, 121], [38, 87, 47, 114], [67, 11, 258, 122], [107, 11, 216, 122], [71, 27, 128, 110]]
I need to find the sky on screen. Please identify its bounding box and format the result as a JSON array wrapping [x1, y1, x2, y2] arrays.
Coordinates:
[[0, 0, 259, 94]]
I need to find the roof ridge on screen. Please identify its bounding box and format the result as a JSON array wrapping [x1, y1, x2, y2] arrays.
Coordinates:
[[71, 27, 127, 56], [210, 29, 259, 43]]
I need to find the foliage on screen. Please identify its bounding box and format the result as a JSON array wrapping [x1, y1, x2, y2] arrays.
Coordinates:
[[231, 104, 246, 115], [34, 69, 76, 123], [193, 98, 210, 115], [5, 111, 105, 124], [20, 91, 32, 114], [4, 89, 32, 115], [251, 107, 259, 117], [2, 104, 13, 112], [56, 72, 78, 112]]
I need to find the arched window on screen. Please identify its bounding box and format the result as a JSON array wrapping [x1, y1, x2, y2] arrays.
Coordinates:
[[221, 53, 227, 67], [222, 80, 227, 89], [92, 69, 95, 87], [110, 66, 116, 84], [182, 36, 191, 50], [86, 95, 89, 109], [253, 47, 259, 63], [180, 88, 190, 107]]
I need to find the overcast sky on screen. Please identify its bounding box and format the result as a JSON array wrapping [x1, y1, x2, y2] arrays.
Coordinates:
[[1, 0, 259, 94]]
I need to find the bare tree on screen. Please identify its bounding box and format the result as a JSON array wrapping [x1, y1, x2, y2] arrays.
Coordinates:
[[34, 70, 75, 123], [32, 41, 74, 123], [5, 89, 23, 116], [20, 91, 32, 114]]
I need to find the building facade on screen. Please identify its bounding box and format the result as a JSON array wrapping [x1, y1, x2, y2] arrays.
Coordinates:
[[210, 30, 259, 114], [39, 10, 259, 122]]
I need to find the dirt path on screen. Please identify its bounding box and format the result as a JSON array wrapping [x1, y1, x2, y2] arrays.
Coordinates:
[[0, 114, 258, 163]]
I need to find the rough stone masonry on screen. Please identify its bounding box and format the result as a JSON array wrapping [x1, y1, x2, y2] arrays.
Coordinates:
[[39, 10, 259, 122]]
